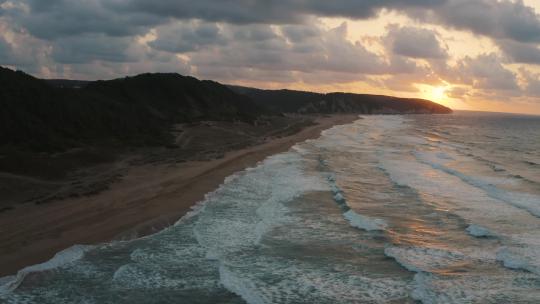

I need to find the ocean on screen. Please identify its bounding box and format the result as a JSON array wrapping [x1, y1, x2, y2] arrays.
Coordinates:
[[1, 111, 539, 303]]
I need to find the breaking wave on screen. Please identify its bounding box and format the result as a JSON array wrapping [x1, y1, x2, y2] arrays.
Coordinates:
[[0, 244, 93, 294]]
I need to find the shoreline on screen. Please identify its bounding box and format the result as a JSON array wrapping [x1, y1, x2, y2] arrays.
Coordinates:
[[0, 114, 358, 277]]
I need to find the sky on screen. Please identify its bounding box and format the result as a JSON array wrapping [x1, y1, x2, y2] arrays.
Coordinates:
[[1, 1, 540, 114]]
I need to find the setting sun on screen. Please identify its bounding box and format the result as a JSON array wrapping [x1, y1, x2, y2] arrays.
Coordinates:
[[431, 86, 447, 101], [416, 84, 451, 105]]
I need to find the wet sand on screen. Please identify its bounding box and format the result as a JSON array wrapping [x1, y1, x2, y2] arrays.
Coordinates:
[[0, 114, 358, 277]]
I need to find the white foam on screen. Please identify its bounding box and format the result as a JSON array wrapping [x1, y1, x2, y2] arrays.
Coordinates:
[[112, 264, 134, 282], [325, 171, 388, 234], [254, 198, 291, 244], [193, 152, 328, 260], [384, 246, 465, 273], [291, 144, 309, 155], [333, 192, 345, 202], [466, 224, 496, 238], [219, 265, 267, 304], [412, 271, 540, 304], [0, 244, 93, 294], [174, 170, 246, 227], [496, 247, 540, 275], [112, 262, 217, 290], [343, 210, 387, 231], [219, 260, 412, 304]]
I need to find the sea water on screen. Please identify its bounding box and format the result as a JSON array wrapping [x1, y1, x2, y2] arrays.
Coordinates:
[[1, 111, 539, 303]]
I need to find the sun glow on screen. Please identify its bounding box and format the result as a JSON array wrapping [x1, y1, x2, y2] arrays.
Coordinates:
[[431, 86, 447, 101], [413, 83, 464, 109], [416, 83, 451, 103]]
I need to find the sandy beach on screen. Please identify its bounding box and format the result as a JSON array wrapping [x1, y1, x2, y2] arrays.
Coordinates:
[[0, 114, 358, 277]]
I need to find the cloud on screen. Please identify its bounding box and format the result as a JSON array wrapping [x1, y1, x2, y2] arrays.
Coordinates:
[[118, 0, 447, 25], [281, 24, 321, 43], [149, 21, 225, 53], [413, 0, 540, 43], [1, 0, 540, 113], [4, 0, 540, 46], [51, 34, 141, 64], [0, 21, 46, 71], [520, 69, 540, 97], [2, 0, 540, 74], [177, 22, 392, 83], [146, 20, 442, 88], [0, 36, 13, 64], [446, 86, 471, 99], [384, 25, 448, 59], [497, 39, 540, 64], [371, 58, 443, 92], [11, 0, 160, 39], [453, 53, 520, 92], [73, 0, 540, 47], [0, 0, 448, 42], [387, 55, 422, 74]]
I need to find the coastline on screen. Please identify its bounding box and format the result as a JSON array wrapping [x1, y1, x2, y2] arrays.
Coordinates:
[[0, 114, 358, 277]]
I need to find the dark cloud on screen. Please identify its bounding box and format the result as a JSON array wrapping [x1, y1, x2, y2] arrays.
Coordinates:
[[413, 0, 540, 43], [51, 34, 139, 64], [281, 24, 321, 43], [118, 0, 447, 25], [106, 0, 540, 47], [116, 0, 302, 24], [497, 40, 540, 64], [149, 21, 225, 53], [384, 25, 448, 59], [3, 0, 539, 45], [0, 0, 450, 42], [13, 0, 160, 39]]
